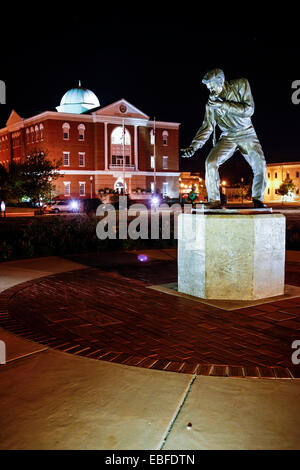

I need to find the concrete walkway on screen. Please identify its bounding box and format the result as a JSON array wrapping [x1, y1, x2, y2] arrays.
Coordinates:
[[0, 253, 299, 450]]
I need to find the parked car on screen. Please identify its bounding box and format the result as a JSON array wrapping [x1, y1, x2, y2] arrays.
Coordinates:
[[48, 200, 80, 213]]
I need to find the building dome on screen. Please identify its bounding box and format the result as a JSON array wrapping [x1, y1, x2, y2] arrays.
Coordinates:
[[56, 82, 100, 114]]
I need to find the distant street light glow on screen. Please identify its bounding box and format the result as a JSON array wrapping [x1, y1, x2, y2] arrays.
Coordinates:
[[137, 254, 148, 262]]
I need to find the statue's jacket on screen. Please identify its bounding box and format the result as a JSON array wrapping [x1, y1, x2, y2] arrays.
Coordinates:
[[192, 78, 258, 150]]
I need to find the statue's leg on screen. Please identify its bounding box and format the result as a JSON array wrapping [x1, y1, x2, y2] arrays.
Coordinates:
[[238, 138, 267, 201], [205, 139, 237, 201]]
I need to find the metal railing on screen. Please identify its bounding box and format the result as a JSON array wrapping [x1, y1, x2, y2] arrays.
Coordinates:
[[109, 164, 135, 171]]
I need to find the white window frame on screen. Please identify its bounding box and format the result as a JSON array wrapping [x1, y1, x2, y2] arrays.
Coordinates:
[[79, 152, 85, 167], [163, 156, 168, 169], [63, 151, 70, 167], [150, 155, 155, 169], [150, 182, 154, 193], [64, 181, 71, 196], [79, 181, 86, 196], [150, 129, 155, 145]]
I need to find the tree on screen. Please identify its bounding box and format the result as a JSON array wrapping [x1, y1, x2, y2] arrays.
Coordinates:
[[0, 164, 11, 201], [11, 150, 62, 208], [277, 178, 296, 202]]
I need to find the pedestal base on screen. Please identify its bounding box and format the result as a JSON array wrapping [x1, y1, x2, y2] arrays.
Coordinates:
[[177, 213, 286, 301]]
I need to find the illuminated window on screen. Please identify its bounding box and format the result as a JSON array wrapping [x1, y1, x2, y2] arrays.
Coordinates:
[[111, 126, 130, 145], [62, 123, 70, 140], [26, 128, 30, 144], [150, 129, 155, 145], [79, 152, 85, 166], [63, 152, 70, 166], [78, 124, 85, 141], [31, 127, 34, 143], [162, 130, 168, 146], [111, 126, 131, 166], [150, 155, 155, 169], [163, 156, 168, 169], [79, 182, 86, 196], [163, 182, 168, 196], [64, 182, 70, 196], [150, 182, 154, 193]]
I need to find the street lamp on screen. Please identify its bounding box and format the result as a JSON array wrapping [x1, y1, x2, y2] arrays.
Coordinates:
[[0, 201, 5, 218], [48, 176, 52, 204], [90, 176, 93, 199]]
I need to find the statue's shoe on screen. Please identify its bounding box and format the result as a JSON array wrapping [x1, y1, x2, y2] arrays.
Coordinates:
[[252, 198, 267, 208], [204, 200, 223, 209]]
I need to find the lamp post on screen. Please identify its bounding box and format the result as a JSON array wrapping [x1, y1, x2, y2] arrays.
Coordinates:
[[48, 176, 52, 204], [90, 176, 93, 199]]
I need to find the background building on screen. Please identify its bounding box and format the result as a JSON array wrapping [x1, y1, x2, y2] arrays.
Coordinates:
[[0, 84, 180, 200], [265, 162, 300, 202], [179, 172, 206, 199]]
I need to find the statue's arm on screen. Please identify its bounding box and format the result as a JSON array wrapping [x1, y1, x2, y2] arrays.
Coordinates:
[[222, 78, 254, 117], [190, 105, 214, 151]]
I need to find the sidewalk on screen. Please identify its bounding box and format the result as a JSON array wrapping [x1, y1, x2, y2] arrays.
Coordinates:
[[0, 251, 299, 450]]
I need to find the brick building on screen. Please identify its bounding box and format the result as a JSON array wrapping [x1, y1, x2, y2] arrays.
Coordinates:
[[264, 162, 300, 202], [0, 84, 180, 200]]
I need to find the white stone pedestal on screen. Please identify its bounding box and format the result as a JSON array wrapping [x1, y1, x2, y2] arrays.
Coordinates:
[[177, 213, 286, 301]]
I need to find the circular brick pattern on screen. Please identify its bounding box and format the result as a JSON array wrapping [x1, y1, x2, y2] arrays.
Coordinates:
[[1, 259, 300, 379]]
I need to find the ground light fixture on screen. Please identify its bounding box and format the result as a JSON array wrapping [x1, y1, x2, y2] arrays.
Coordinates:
[[151, 196, 160, 205], [137, 254, 148, 262]]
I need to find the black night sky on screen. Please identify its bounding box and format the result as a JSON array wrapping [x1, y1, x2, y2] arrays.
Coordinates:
[[1, 6, 299, 184]]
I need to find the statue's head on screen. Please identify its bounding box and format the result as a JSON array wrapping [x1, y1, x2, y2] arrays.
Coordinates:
[[202, 68, 225, 95]]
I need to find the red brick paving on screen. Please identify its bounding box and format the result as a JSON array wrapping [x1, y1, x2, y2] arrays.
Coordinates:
[[0, 257, 300, 378]]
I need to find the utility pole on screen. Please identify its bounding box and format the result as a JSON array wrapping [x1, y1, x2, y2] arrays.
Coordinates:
[[122, 119, 125, 195], [153, 117, 156, 194]]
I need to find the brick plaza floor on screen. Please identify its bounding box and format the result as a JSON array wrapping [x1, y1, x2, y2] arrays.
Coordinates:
[[0, 252, 300, 379]]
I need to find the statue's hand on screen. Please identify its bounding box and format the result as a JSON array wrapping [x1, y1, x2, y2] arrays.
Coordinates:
[[181, 147, 195, 158], [208, 96, 223, 108]]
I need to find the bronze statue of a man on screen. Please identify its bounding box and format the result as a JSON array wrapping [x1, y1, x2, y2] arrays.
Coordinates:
[[181, 68, 267, 208]]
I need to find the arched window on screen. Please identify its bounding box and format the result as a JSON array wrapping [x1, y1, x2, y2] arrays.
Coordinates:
[[162, 130, 168, 146], [62, 123, 70, 140], [110, 126, 131, 167], [35, 125, 39, 141], [78, 124, 85, 141], [39, 123, 44, 140], [26, 128, 30, 144], [30, 127, 34, 143]]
